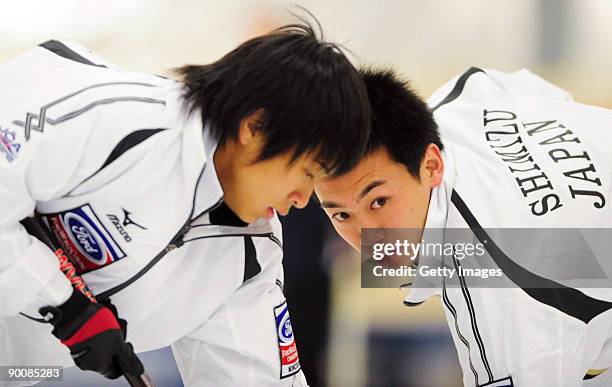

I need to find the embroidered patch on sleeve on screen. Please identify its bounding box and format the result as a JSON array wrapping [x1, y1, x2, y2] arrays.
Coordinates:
[[274, 301, 301, 379], [43, 204, 126, 274], [0, 126, 21, 162]]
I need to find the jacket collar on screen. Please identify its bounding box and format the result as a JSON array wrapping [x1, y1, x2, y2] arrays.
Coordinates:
[[403, 147, 457, 305], [190, 121, 225, 220]]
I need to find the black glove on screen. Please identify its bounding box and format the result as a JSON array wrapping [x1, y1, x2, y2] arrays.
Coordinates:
[[99, 297, 128, 339], [39, 290, 144, 379]]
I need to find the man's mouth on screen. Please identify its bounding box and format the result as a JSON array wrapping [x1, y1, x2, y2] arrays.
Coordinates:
[[272, 206, 290, 217]]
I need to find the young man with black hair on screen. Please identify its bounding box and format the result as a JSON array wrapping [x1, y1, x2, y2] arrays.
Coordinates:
[[0, 24, 370, 385], [316, 68, 612, 386]]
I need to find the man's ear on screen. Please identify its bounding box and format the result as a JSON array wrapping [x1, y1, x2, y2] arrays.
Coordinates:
[[421, 143, 444, 188], [238, 108, 264, 146]]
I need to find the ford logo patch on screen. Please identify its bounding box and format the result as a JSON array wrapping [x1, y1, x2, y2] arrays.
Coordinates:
[[65, 213, 105, 263]]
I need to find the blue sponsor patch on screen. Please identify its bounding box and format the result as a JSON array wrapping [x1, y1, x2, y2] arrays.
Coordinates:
[[45, 204, 126, 274], [66, 213, 106, 264], [0, 126, 21, 162], [274, 301, 301, 379]]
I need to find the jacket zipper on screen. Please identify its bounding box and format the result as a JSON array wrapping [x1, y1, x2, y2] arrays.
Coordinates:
[[97, 222, 279, 300], [165, 223, 192, 252], [97, 172, 223, 300]]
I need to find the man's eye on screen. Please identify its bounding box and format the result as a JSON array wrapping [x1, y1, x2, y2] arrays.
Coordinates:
[[332, 212, 350, 222], [304, 168, 314, 179], [371, 197, 388, 209]]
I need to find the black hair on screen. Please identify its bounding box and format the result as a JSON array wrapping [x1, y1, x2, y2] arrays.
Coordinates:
[[174, 21, 370, 176], [360, 68, 443, 179]]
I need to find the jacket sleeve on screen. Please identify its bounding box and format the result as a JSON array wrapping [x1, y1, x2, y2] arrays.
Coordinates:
[[171, 281, 309, 387], [0, 46, 100, 316], [484, 68, 574, 101], [427, 67, 574, 110], [171, 221, 307, 387], [0, 42, 168, 316]]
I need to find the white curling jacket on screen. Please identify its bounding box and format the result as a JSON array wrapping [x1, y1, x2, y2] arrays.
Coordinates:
[[0, 41, 307, 386], [405, 68, 612, 387]]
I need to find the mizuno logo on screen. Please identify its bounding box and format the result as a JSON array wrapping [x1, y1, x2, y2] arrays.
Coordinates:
[[107, 208, 146, 243], [121, 209, 146, 230]]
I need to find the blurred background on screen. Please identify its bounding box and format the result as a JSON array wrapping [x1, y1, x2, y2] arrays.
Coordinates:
[[3, 1, 610, 386]]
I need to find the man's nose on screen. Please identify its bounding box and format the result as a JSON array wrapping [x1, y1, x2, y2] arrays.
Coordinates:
[[361, 220, 384, 245], [361, 216, 382, 230], [288, 186, 313, 209]]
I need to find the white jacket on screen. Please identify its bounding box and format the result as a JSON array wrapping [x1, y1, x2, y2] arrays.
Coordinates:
[[404, 68, 612, 386], [0, 41, 307, 386]]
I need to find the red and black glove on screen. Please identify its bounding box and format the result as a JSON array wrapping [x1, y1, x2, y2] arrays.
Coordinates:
[[39, 290, 144, 379]]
